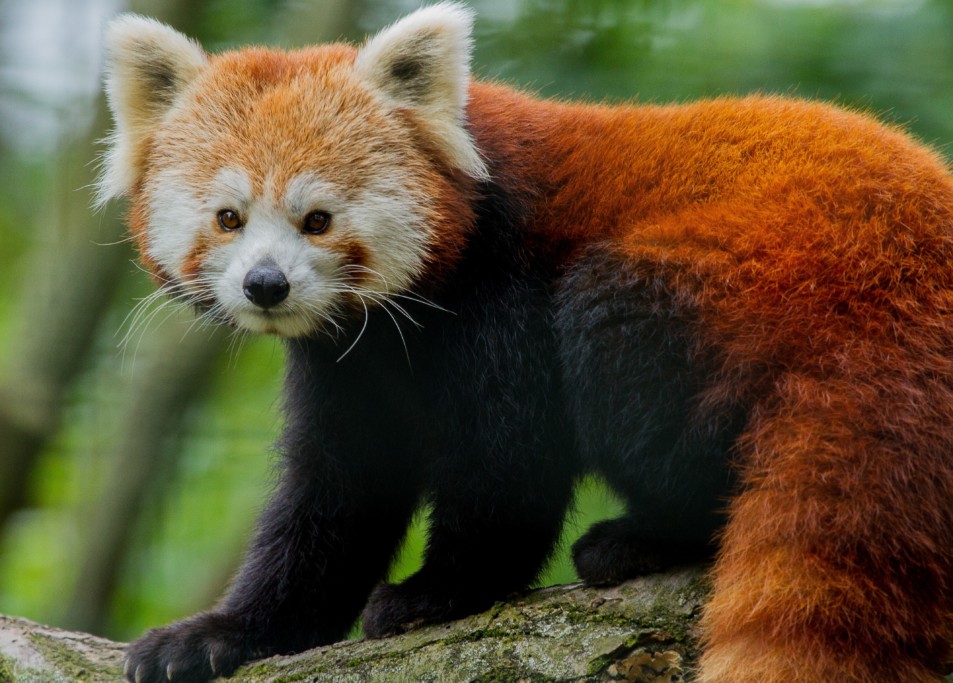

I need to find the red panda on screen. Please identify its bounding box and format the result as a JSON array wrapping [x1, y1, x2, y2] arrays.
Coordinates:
[[100, 4, 953, 682]]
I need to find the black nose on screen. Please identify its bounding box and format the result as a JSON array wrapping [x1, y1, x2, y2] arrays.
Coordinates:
[[243, 263, 290, 308]]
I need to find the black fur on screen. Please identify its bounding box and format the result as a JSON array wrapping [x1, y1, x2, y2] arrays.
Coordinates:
[[555, 251, 743, 545], [124, 180, 739, 682]]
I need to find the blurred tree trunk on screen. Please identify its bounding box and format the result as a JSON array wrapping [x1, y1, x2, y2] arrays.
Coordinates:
[[0, 0, 219, 633], [0, 0, 217, 541], [0, 100, 129, 528], [54, 0, 219, 635]]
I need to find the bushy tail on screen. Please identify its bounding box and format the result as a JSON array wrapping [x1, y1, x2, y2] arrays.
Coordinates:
[[699, 370, 953, 683]]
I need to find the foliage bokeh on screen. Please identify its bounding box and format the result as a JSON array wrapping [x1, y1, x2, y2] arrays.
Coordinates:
[[0, 0, 951, 643]]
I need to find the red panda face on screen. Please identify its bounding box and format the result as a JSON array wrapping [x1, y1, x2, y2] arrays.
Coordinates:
[[100, 7, 486, 338], [140, 50, 439, 337]]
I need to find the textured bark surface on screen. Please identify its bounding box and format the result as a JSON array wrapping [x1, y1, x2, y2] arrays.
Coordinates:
[[0, 566, 706, 683]]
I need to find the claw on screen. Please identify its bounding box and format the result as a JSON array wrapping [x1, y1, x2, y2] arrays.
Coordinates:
[[135, 664, 144, 683], [166, 663, 175, 681], [123, 656, 132, 678], [209, 651, 218, 675]]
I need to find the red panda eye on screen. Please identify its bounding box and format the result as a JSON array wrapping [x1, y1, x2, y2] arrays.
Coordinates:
[[217, 209, 242, 231], [303, 211, 331, 235]]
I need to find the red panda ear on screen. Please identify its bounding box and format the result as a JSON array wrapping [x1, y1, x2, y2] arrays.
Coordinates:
[[355, 3, 489, 181], [98, 14, 208, 204]]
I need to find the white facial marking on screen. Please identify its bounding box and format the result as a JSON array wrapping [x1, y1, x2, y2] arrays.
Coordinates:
[[285, 174, 345, 217]]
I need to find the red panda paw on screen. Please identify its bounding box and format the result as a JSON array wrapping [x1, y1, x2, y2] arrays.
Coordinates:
[[123, 611, 251, 683], [696, 637, 947, 683], [363, 573, 503, 639], [362, 581, 455, 639]]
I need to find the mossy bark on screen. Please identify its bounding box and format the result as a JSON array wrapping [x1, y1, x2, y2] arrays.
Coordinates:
[[0, 567, 706, 683]]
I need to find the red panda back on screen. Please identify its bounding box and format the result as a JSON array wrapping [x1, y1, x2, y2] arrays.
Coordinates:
[[469, 84, 953, 255], [469, 83, 953, 375]]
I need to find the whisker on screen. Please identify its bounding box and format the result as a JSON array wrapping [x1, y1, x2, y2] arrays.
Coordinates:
[[130, 260, 170, 282], [116, 272, 224, 370], [336, 281, 424, 330], [120, 288, 177, 342], [377, 299, 412, 367], [336, 293, 370, 363], [119, 260, 445, 368], [332, 282, 417, 367], [389, 291, 454, 315], [379, 297, 424, 329], [342, 263, 453, 315], [92, 233, 139, 247], [121, 297, 180, 370], [116, 288, 168, 340], [225, 328, 249, 366], [298, 299, 345, 338]]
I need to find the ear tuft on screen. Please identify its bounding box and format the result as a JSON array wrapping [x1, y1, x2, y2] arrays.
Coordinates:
[[97, 14, 208, 204], [355, 3, 489, 180]]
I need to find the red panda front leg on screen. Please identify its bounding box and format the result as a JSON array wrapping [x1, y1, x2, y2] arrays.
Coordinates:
[[699, 372, 953, 683]]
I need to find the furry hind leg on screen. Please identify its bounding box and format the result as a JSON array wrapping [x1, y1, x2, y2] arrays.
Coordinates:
[[698, 373, 953, 683]]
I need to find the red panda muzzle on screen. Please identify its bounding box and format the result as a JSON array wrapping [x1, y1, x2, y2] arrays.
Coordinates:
[[242, 260, 290, 309]]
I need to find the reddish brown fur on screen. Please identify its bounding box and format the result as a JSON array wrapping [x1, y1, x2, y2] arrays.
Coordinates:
[[465, 84, 953, 682]]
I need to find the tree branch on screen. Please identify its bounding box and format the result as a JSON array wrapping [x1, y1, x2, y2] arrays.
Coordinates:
[[0, 567, 706, 682]]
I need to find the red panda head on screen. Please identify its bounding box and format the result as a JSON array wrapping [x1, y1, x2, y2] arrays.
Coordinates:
[[99, 3, 486, 337]]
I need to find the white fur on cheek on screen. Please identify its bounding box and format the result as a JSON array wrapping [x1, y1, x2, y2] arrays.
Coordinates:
[[145, 166, 207, 279], [144, 166, 254, 281], [345, 179, 430, 295]]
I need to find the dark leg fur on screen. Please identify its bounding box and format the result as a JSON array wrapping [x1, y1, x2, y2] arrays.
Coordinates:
[[364, 274, 578, 637], [125, 463, 419, 683], [124, 612, 249, 683]]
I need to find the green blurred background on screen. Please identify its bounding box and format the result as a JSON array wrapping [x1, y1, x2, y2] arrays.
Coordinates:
[[0, 0, 951, 644]]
